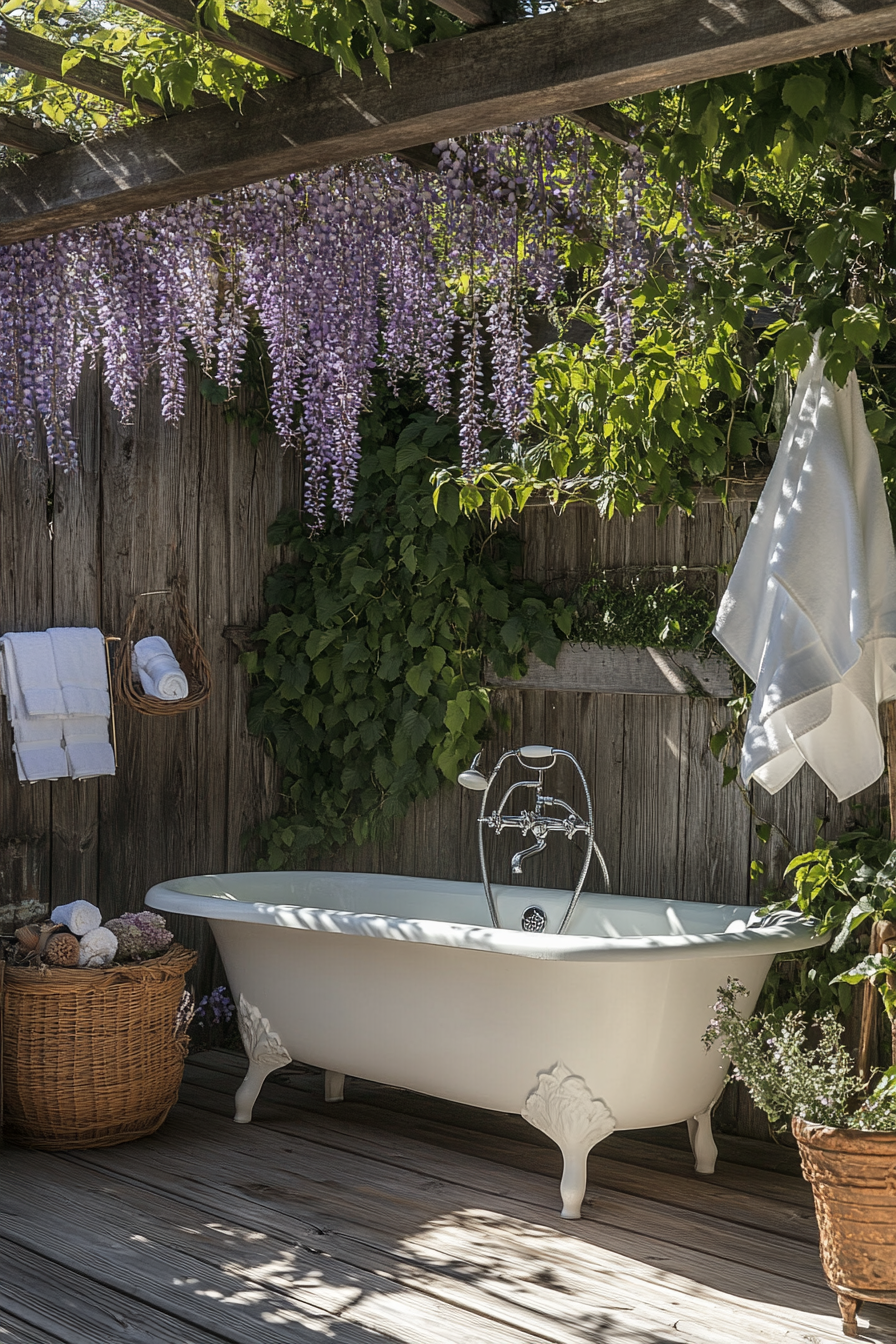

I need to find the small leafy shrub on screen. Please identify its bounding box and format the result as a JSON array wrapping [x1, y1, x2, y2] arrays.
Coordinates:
[[704, 978, 896, 1131], [567, 568, 718, 651], [244, 387, 570, 868], [758, 823, 896, 1024]]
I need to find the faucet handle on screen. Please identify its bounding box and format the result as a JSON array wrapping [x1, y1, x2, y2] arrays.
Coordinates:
[[518, 745, 554, 762]]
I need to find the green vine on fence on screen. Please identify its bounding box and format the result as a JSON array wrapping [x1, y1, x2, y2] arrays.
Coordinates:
[[242, 386, 570, 869]]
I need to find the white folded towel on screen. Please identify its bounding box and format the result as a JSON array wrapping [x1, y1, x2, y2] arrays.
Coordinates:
[[132, 636, 188, 701], [62, 715, 116, 779], [3, 632, 66, 717], [0, 637, 68, 780], [78, 924, 118, 967], [714, 350, 896, 801], [51, 900, 102, 936], [47, 627, 110, 717]]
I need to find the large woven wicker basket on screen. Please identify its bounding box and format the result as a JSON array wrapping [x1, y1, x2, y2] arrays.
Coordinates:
[[0, 943, 196, 1150]]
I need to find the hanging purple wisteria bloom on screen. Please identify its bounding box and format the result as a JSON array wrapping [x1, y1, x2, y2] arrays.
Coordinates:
[[596, 141, 650, 361], [0, 120, 609, 520]]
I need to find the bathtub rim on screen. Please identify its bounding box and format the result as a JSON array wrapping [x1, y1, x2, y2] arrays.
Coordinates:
[[146, 872, 828, 964]]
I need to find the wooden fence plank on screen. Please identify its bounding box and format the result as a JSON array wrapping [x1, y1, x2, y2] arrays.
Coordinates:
[[0, 452, 53, 931], [97, 371, 202, 930], [47, 372, 102, 908]]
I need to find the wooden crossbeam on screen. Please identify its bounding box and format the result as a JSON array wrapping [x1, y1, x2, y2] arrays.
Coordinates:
[[0, 19, 165, 118], [0, 113, 71, 155], [2, 0, 896, 241], [428, 0, 494, 27], [122, 0, 330, 78]]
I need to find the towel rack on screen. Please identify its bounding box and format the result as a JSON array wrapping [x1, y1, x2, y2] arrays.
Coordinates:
[[103, 636, 120, 768]]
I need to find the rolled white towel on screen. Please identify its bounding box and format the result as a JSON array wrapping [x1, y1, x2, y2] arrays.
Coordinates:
[[78, 924, 118, 968], [51, 899, 102, 936], [132, 637, 188, 701]]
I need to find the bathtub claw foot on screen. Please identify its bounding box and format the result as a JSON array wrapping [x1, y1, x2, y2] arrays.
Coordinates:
[[325, 1070, 345, 1103], [234, 995, 292, 1124], [521, 1062, 615, 1220], [687, 1106, 718, 1175]]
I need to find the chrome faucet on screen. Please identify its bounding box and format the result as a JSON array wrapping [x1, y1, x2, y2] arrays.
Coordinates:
[[458, 745, 610, 934]]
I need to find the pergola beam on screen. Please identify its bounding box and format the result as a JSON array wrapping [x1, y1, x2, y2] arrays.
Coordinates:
[[428, 0, 494, 26], [122, 0, 330, 77], [0, 113, 71, 155], [1, 0, 896, 241], [0, 19, 165, 118]]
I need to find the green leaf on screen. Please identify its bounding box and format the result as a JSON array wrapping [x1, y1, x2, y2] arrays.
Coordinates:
[[782, 73, 829, 119], [805, 222, 837, 269], [405, 663, 432, 696], [775, 323, 813, 370]]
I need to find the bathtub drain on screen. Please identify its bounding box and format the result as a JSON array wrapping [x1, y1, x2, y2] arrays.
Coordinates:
[[521, 906, 547, 934]]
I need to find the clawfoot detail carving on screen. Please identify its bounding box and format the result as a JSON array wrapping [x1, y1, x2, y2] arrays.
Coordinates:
[[687, 1105, 718, 1175], [521, 1062, 615, 1219], [233, 995, 292, 1124]]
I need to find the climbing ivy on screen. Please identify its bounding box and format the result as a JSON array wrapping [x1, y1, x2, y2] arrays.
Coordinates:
[[568, 569, 719, 652], [243, 386, 570, 868]]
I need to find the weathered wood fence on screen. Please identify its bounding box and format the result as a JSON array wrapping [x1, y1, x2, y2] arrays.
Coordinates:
[[0, 369, 300, 992], [0, 373, 885, 1136]]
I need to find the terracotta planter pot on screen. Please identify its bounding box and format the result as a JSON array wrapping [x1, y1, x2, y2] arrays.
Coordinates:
[[793, 1116, 896, 1336]]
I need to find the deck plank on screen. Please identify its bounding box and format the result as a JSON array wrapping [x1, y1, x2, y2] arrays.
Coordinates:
[[182, 1061, 819, 1241], [52, 1117, 848, 1344], [4, 1051, 896, 1344], [0, 1238, 227, 1344]]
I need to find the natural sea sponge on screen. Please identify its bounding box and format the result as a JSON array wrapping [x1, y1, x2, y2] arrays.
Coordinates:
[[44, 931, 80, 967]]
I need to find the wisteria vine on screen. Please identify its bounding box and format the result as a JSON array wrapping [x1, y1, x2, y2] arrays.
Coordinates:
[[0, 120, 667, 521]]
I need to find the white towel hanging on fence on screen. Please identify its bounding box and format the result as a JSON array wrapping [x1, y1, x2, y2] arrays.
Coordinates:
[[2, 631, 66, 718], [714, 349, 896, 801], [0, 637, 68, 781], [47, 627, 111, 717], [63, 715, 116, 779]]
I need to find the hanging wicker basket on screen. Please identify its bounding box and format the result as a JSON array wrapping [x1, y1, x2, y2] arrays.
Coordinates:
[[114, 579, 212, 716], [0, 943, 197, 1150]]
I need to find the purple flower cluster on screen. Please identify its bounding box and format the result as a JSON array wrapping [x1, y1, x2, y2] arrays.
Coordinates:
[[196, 985, 235, 1025], [105, 910, 174, 960], [596, 141, 650, 361], [0, 123, 609, 516]]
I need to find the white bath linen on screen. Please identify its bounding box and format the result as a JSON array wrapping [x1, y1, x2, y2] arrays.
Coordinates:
[[77, 924, 118, 967], [51, 899, 102, 935], [47, 627, 110, 717], [132, 636, 188, 701], [62, 715, 116, 779], [2, 631, 66, 718], [0, 636, 68, 781], [714, 350, 896, 800]]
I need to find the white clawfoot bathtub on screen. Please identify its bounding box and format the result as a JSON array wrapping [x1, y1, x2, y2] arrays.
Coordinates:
[[146, 872, 825, 1219]]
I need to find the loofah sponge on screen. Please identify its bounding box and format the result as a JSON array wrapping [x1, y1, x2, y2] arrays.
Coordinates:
[[44, 931, 80, 967], [77, 925, 118, 968]]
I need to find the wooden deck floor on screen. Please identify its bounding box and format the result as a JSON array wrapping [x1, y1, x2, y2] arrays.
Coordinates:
[[3, 1051, 896, 1344]]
